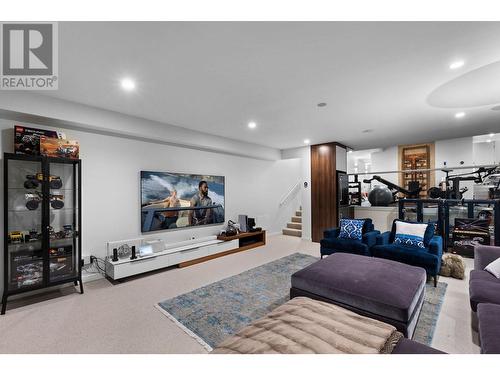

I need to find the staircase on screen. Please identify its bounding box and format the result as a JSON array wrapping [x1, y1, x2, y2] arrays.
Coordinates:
[[282, 208, 302, 237]]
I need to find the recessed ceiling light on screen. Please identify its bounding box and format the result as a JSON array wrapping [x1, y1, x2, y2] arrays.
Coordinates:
[[455, 112, 466, 119], [449, 60, 465, 70], [317, 102, 327, 107], [303, 139, 310, 145], [120, 78, 136, 91], [248, 121, 257, 129], [362, 129, 373, 133], [489, 133, 495, 137], [487, 139, 492, 143]]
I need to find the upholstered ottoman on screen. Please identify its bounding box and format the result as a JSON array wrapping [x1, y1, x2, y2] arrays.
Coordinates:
[[477, 303, 500, 354], [290, 253, 426, 338]]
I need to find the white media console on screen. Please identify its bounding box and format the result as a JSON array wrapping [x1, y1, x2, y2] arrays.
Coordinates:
[[105, 236, 239, 280]]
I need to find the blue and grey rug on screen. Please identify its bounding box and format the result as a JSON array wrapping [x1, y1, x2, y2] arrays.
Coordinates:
[[156, 253, 447, 351]]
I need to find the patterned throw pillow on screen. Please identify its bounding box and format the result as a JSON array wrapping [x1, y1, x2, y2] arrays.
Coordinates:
[[393, 221, 428, 249], [338, 219, 365, 241]]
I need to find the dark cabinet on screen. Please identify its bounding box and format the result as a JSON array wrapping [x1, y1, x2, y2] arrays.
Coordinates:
[[2, 153, 83, 314]]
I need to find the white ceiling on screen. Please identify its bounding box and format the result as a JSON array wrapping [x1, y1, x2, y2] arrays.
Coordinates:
[[39, 22, 500, 150]]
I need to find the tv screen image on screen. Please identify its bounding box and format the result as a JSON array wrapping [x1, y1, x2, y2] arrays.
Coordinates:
[[141, 171, 225, 233]]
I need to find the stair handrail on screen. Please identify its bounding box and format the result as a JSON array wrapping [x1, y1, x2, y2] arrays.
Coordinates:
[[279, 181, 301, 207]]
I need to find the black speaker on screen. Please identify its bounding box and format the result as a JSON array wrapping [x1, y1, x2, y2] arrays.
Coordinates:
[[112, 248, 118, 262], [247, 217, 256, 231], [130, 245, 137, 260]]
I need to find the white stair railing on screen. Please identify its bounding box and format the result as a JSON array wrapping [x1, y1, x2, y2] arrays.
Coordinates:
[[279, 181, 301, 207]]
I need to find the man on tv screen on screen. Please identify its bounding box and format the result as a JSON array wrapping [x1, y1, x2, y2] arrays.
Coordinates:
[[189, 180, 213, 225]]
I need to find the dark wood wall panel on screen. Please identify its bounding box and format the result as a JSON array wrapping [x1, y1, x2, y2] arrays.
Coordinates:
[[311, 143, 337, 243]]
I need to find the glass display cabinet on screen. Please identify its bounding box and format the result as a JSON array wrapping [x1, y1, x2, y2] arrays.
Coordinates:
[[399, 198, 500, 258], [444, 199, 500, 257], [2, 153, 82, 315]]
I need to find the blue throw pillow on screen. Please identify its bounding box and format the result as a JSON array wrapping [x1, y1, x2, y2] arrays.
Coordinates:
[[393, 221, 428, 249], [338, 219, 365, 241]]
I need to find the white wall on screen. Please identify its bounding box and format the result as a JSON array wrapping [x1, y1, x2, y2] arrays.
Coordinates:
[[0, 92, 280, 161], [435, 137, 474, 198], [473, 141, 500, 165], [281, 146, 311, 240], [369, 147, 399, 184], [347, 147, 399, 195], [336, 146, 347, 172], [0, 118, 302, 294]]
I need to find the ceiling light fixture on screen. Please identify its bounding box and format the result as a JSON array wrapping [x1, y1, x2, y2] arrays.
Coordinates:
[[348, 150, 353, 153], [303, 139, 311, 145], [487, 139, 492, 143], [248, 121, 257, 129], [490, 133, 495, 137], [120, 78, 136, 91], [449, 60, 465, 70], [455, 112, 466, 119]]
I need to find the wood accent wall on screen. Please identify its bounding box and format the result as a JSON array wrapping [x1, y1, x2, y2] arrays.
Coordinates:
[[311, 143, 338, 243], [398, 142, 435, 197]]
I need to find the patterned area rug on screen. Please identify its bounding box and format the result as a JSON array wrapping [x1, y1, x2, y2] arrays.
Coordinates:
[[156, 253, 447, 351]]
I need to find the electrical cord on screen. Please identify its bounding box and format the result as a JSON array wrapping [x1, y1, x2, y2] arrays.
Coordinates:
[[82, 255, 108, 277]]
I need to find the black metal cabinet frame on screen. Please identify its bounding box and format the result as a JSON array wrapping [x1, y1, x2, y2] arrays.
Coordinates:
[[398, 198, 500, 250], [2, 153, 83, 315]]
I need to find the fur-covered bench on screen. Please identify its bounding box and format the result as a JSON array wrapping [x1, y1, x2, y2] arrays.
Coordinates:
[[211, 297, 443, 354]]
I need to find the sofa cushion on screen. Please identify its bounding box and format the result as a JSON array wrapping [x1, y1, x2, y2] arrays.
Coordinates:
[[320, 237, 368, 255], [372, 244, 439, 269], [475, 245, 500, 271], [477, 303, 500, 354], [469, 279, 500, 311], [291, 253, 426, 323], [361, 218, 374, 233], [485, 257, 500, 278], [389, 220, 434, 246], [394, 221, 428, 249], [470, 269, 500, 283], [338, 219, 365, 240]]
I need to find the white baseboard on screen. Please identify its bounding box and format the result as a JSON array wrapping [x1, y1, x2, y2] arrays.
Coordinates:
[[82, 272, 104, 283]]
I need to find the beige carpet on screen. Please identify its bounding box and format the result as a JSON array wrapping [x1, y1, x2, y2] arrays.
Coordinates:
[[0, 235, 479, 354]]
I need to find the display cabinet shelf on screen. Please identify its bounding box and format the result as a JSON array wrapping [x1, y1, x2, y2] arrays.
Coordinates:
[[2, 153, 83, 315]]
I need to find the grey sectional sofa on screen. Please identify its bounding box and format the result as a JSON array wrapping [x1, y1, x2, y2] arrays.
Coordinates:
[[469, 245, 500, 354]]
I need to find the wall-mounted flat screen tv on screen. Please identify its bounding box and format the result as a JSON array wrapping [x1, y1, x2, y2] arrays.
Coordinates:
[[141, 171, 225, 233]]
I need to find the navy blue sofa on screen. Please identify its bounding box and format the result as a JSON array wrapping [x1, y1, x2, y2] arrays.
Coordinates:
[[320, 218, 380, 258], [372, 220, 443, 287]]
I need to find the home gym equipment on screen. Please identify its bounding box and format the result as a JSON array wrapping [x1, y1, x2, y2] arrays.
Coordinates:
[[428, 166, 498, 200], [363, 175, 421, 206]]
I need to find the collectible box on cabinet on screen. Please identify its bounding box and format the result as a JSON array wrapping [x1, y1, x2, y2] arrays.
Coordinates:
[[14, 125, 65, 156], [40, 136, 80, 159]]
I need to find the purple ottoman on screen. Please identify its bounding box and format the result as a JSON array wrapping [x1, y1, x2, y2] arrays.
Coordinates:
[[290, 253, 426, 338], [477, 303, 500, 354]]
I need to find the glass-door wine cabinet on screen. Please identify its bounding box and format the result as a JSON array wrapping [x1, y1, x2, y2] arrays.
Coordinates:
[[2, 153, 83, 314]]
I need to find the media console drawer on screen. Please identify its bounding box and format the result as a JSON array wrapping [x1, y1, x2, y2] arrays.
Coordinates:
[[206, 239, 239, 255], [169, 247, 208, 264], [107, 254, 170, 279]]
